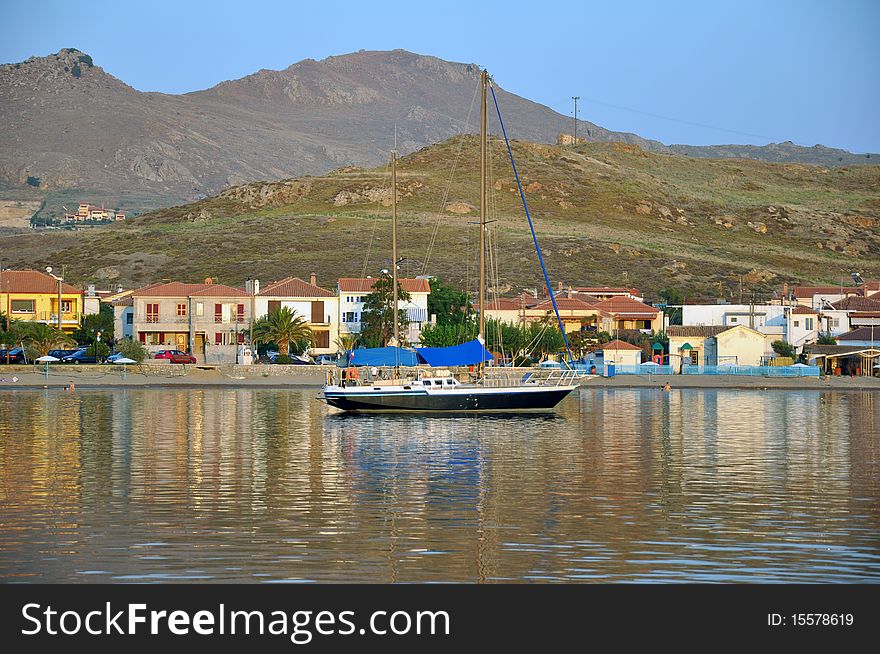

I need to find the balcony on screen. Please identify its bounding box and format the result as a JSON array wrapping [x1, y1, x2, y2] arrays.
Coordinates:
[[135, 315, 248, 325], [34, 311, 81, 325]]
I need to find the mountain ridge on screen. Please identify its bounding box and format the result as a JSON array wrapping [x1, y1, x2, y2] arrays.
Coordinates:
[[0, 48, 876, 217]]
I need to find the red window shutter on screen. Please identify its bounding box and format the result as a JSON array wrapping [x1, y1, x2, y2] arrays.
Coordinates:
[[138, 332, 146, 344], [215, 333, 222, 345], [237, 333, 245, 344], [214, 303, 222, 316], [237, 303, 245, 321]]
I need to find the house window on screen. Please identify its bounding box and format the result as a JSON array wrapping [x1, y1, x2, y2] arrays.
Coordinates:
[[314, 330, 330, 348], [215, 333, 223, 345], [794, 320, 800, 327], [61, 300, 72, 313], [214, 303, 223, 323], [177, 303, 187, 316], [126, 313, 133, 325], [344, 312, 359, 323], [195, 302, 204, 317], [237, 303, 245, 323], [805, 318, 814, 330], [146, 303, 159, 323], [10, 299, 35, 313], [690, 350, 699, 365]]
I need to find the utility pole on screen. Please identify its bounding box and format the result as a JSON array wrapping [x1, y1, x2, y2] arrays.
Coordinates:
[[572, 96, 580, 144]]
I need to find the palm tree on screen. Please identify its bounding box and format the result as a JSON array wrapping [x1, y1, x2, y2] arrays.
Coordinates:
[[334, 333, 359, 354], [13, 322, 74, 357], [252, 307, 314, 356]]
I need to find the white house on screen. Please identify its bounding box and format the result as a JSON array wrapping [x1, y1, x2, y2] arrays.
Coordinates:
[[254, 275, 339, 354], [682, 303, 819, 353], [338, 277, 431, 344]]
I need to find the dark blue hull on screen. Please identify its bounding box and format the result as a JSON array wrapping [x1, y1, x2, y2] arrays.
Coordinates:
[[321, 387, 576, 413]]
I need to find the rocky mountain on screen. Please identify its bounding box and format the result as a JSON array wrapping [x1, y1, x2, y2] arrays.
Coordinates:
[[0, 48, 876, 214]]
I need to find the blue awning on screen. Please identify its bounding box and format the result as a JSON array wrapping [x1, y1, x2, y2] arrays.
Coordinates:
[[344, 346, 422, 367], [416, 339, 494, 367]]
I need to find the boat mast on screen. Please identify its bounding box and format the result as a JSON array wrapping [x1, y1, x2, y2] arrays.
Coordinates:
[[479, 69, 487, 350], [391, 149, 399, 351]]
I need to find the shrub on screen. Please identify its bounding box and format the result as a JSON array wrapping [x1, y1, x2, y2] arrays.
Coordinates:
[[26, 176, 40, 187], [771, 340, 796, 359], [77, 54, 93, 67], [115, 337, 149, 363], [274, 354, 293, 364], [71, 63, 81, 78], [86, 341, 110, 359]]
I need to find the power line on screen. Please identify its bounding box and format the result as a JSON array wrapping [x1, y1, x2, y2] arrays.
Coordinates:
[[578, 96, 814, 147]]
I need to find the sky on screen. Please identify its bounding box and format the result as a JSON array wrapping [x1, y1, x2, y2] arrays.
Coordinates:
[[2, 0, 878, 152]]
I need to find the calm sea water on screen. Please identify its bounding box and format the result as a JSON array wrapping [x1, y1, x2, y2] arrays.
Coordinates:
[[0, 387, 877, 583]]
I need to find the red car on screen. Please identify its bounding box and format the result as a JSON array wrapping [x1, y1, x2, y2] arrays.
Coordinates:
[[154, 349, 197, 364]]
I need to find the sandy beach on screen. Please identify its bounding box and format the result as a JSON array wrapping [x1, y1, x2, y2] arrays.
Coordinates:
[[2, 363, 879, 390]]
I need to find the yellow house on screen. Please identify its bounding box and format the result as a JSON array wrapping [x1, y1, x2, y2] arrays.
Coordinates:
[[0, 269, 83, 333]]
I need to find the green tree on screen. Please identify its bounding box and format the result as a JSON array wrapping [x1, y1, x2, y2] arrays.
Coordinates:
[[427, 277, 471, 326], [360, 273, 411, 347], [252, 307, 314, 356], [816, 332, 837, 345], [334, 333, 359, 353], [771, 340, 796, 359], [115, 337, 149, 363], [73, 304, 114, 346]]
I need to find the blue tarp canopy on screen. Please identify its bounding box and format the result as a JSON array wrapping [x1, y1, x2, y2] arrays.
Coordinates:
[[416, 339, 494, 367], [343, 346, 422, 367]]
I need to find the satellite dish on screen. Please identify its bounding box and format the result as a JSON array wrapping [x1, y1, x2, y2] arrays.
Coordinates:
[[45, 266, 52, 273]]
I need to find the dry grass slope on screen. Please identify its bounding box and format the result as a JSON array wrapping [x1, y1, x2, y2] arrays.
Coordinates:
[[2, 136, 878, 301]]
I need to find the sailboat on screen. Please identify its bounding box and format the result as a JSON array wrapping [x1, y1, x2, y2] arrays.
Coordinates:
[[319, 70, 580, 412]]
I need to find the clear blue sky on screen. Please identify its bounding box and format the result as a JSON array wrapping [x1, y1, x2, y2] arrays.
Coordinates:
[[2, 0, 878, 152]]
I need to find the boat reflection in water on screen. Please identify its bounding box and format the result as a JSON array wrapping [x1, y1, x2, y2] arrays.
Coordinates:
[[0, 387, 877, 583]]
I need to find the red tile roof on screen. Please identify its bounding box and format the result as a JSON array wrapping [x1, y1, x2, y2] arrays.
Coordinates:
[[791, 285, 852, 298], [531, 297, 598, 311], [485, 298, 522, 310], [339, 277, 431, 293], [258, 277, 334, 298], [599, 339, 642, 351], [132, 281, 250, 298], [837, 327, 880, 341], [832, 296, 880, 312], [791, 305, 818, 314], [594, 296, 659, 315], [667, 325, 729, 337], [0, 269, 80, 294]]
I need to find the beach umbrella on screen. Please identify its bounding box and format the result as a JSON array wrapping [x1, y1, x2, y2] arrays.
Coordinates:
[[35, 355, 59, 379], [679, 343, 692, 351], [111, 356, 136, 379], [640, 361, 660, 365], [652, 342, 663, 351], [791, 363, 810, 367]]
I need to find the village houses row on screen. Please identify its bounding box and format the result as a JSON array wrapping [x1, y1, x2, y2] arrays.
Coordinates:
[[2, 268, 879, 371]]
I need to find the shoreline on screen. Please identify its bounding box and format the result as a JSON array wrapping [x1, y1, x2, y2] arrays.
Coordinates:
[[2, 364, 880, 391]]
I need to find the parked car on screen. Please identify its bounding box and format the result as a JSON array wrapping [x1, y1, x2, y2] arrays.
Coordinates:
[[154, 349, 196, 364], [314, 353, 340, 365], [48, 348, 80, 359], [0, 348, 27, 364], [106, 352, 135, 363], [62, 349, 98, 364]]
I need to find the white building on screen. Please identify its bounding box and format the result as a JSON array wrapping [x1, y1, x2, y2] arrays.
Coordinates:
[[682, 303, 820, 354], [338, 277, 431, 344], [254, 275, 339, 354]]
